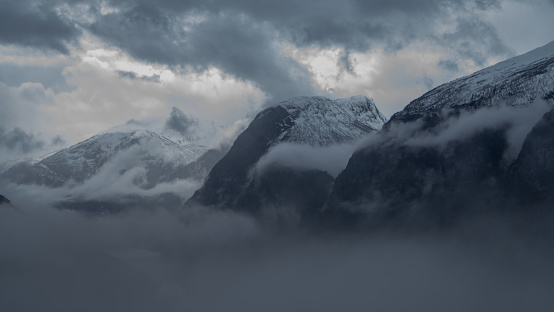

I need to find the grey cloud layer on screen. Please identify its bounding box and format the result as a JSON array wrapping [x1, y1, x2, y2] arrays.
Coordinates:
[[90, 7, 316, 102], [0, 0, 80, 54], [0, 0, 525, 103], [87, 0, 516, 101]]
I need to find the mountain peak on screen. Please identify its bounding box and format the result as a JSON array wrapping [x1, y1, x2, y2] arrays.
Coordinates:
[[262, 95, 387, 146], [275, 95, 381, 115]]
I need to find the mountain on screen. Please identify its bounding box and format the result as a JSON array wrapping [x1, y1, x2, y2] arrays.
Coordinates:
[[1, 129, 208, 188], [390, 40, 554, 127], [0, 129, 232, 214], [326, 41, 554, 229], [185, 95, 387, 224]]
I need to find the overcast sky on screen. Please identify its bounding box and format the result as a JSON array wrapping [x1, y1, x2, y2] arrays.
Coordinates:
[[0, 0, 553, 161]]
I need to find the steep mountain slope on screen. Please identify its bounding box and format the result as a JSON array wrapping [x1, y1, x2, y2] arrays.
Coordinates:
[[390, 40, 554, 126], [186, 96, 387, 220], [327, 41, 554, 229]]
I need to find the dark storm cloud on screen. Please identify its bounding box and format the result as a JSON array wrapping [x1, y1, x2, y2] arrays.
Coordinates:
[[85, 0, 513, 101], [0, 0, 80, 54], [164, 107, 199, 137], [0, 127, 44, 154], [1, 0, 515, 102], [118, 70, 161, 83], [338, 50, 356, 74], [91, 6, 315, 102]]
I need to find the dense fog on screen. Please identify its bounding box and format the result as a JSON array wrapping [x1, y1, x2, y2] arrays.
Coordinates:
[[2, 191, 554, 312]]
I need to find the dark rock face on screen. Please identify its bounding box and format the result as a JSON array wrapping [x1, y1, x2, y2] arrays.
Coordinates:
[[506, 108, 554, 203], [0, 195, 11, 206], [187, 106, 294, 208], [327, 122, 509, 228], [235, 166, 333, 228]]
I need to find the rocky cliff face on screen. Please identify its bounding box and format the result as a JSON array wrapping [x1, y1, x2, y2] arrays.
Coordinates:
[[326, 127, 509, 229], [506, 108, 554, 204]]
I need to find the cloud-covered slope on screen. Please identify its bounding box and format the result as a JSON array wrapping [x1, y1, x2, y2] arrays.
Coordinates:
[[327, 42, 554, 229], [2, 129, 207, 188], [186, 95, 386, 216]]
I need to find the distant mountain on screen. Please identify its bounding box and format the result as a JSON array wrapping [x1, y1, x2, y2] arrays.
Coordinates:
[[0, 128, 232, 214], [185, 95, 387, 225], [326, 41, 554, 229], [1, 129, 208, 188]]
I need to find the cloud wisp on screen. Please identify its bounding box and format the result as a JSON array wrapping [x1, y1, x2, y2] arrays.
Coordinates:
[[255, 140, 366, 178]]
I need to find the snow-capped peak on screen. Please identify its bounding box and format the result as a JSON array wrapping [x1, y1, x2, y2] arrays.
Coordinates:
[[267, 95, 387, 146]]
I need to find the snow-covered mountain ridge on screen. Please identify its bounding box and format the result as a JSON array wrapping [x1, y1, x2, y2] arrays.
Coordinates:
[[263, 95, 387, 146], [391, 40, 554, 122]]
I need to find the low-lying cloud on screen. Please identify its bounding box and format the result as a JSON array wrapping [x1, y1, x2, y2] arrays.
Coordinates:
[[405, 100, 552, 163], [1, 195, 554, 312], [255, 140, 366, 178]]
